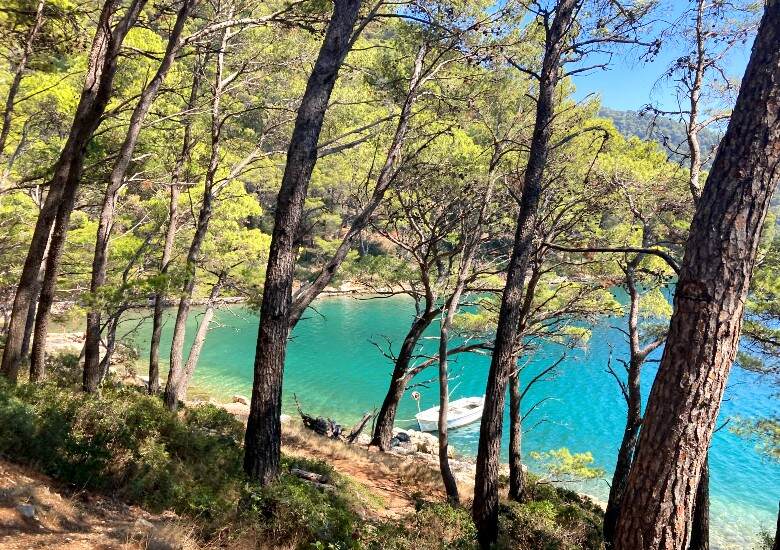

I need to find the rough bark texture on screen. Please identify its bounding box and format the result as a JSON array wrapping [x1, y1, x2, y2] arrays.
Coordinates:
[[472, 2, 577, 546], [689, 455, 710, 550], [507, 370, 524, 501], [1, 0, 146, 382], [370, 305, 438, 449], [0, 0, 45, 159], [83, 0, 197, 390], [613, 4, 780, 548], [243, 0, 362, 485]]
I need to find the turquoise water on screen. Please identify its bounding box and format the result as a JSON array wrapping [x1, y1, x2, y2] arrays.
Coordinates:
[[128, 295, 779, 549]]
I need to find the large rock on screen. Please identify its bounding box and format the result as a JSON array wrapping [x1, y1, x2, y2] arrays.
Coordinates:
[[16, 503, 36, 520]]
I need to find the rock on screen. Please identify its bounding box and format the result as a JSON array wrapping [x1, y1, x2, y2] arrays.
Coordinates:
[[395, 431, 411, 443], [356, 433, 371, 446], [231, 395, 249, 405], [16, 503, 36, 520], [134, 518, 154, 531], [280, 414, 292, 424]]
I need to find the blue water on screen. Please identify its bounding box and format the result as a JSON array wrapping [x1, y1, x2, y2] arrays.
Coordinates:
[[128, 295, 779, 549]]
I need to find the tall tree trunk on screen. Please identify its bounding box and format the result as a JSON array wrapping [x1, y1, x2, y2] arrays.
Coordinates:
[[772, 501, 779, 550], [613, 5, 780, 548], [604, 272, 644, 547], [148, 59, 202, 394], [83, 0, 197, 391], [370, 305, 439, 449], [437, 305, 459, 505], [243, 0, 363, 485], [507, 370, 524, 501], [472, 3, 577, 545], [0, 0, 46, 160], [689, 455, 710, 550], [163, 24, 230, 410], [289, 42, 427, 325], [0, 0, 147, 382]]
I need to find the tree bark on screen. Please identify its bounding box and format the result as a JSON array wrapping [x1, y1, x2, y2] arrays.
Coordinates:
[[83, 0, 198, 391], [1, 0, 147, 382], [772, 501, 779, 550], [370, 304, 439, 449], [438, 303, 460, 505], [507, 369, 524, 501], [689, 455, 710, 550], [604, 272, 645, 547], [163, 24, 231, 410], [0, 0, 46, 160], [613, 4, 780, 548], [148, 58, 203, 394], [289, 42, 428, 326], [472, 2, 578, 546], [243, 0, 363, 485]]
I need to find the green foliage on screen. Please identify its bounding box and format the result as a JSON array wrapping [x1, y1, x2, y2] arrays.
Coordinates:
[[529, 448, 606, 483], [0, 376, 244, 531]]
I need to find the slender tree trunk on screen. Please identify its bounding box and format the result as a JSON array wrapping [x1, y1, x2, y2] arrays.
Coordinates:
[[289, 42, 428, 325], [148, 59, 202, 394], [438, 309, 459, 505], [163, 23, 231, 410], [689, 455, 710, 550], [472, 3, 577, 546], [687, 0, 706, 205], [83, 0, 197, 390], [0, 0, 46, 160], [243, 0, 363, 485], [0, 0, 147, 382], [370, 305, 439, 449], [507, 370, 524, 501], [772, 501, 779, 550], [604, 273, 644, 547], [614, 5, 780, 548]]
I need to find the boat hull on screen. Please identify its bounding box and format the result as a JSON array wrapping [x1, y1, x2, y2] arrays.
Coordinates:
[[415, 397, 484, 432]]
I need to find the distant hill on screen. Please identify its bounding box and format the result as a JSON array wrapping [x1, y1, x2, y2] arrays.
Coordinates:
[[599, 107, 722, 167]]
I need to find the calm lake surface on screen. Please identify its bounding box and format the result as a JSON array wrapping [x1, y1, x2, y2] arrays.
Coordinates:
[[129, 295, 779, 549]]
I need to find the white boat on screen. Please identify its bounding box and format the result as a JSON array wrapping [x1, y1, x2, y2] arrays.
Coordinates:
[[415, 396, 485, 432]]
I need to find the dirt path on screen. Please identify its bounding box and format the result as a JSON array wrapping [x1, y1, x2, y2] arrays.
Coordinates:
[[282, 423, 466, 519], [0, 460, 188, 550]]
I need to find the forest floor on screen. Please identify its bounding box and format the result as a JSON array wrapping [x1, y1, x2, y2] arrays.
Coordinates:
[[0, 458, 193, 550], [0, 415, 473, 548]]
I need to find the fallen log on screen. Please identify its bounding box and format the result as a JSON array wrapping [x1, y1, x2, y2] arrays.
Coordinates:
[[346, 412, 373, 444], [294, 394, 342, 438]]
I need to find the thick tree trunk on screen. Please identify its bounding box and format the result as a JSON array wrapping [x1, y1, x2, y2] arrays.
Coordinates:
[[0, 0, 46, 159], [243, 0, 363, 485], [289, 42, 427, 325], [0, 0, 146, 382], [472, 2, 577, 546], [613, 5, 780, 548], [507, 370, 524, 501], [689, 455, 710, 550], [83, 0, 197, 390], [370, 305, 438, 449], [148, 59, 202, 394]]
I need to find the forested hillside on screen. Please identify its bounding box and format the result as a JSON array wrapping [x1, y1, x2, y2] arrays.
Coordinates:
[[0, 0, 778, 549], [599, 107, 723, 166]]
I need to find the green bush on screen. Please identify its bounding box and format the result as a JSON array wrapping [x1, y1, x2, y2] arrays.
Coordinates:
[[0, 379, 244, 530]]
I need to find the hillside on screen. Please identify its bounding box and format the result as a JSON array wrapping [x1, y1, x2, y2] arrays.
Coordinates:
[[599, 107, 722, 166]]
